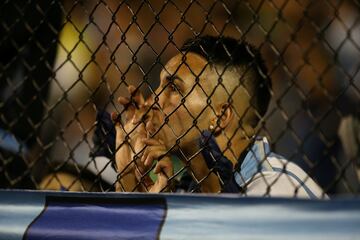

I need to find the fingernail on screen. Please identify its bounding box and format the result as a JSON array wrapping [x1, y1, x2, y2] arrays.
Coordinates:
[[132, 116, 137, 124], [111, 112, 118, 122]]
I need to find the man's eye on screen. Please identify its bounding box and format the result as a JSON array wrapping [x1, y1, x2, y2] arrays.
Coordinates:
[[169, 83, 178, 92]]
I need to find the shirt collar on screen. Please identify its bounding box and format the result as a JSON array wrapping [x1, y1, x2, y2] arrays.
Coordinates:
[[234, 136, 273, 187], [0, 128, 28, 157]]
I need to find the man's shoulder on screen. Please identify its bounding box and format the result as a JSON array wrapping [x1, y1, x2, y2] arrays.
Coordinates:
[[250, 153, 326, 198], [236, 137, 326, 198], [266, 152, 310, 182]]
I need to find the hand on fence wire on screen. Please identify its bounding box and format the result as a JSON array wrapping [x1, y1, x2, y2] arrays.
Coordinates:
[[113, 85, 173, 192], [141, 138, 173, 193]]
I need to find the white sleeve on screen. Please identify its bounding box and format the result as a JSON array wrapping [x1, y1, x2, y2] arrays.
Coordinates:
[[244, 160, 327, 199]]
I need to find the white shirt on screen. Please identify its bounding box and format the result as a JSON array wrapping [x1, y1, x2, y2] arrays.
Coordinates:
[[234, 137, 326, 198]]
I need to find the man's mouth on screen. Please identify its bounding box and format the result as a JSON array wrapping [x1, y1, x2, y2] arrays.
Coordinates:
[[144, 107, 164, 138]]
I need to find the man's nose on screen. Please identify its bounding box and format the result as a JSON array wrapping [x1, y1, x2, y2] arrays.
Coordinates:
[[131, 101, 151, 125], [130, 92, 158, 125], [147, 90, 167, 110], [143, 95, 161, 136], [146, 93, 166, 112]]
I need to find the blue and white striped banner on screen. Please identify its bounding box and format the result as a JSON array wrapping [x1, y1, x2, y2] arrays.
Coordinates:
[[1, 190, 360, 240]]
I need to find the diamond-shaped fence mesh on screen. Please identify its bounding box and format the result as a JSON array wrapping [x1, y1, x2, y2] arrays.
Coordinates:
[[0, 0, 359, 198]]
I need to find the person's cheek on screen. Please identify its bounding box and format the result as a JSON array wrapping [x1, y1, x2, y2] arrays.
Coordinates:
[[151, 95, 178, 144], [160, 94, 185, 138], [186, 92, 209, 131]]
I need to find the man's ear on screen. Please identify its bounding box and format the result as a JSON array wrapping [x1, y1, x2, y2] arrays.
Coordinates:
[[212, 103, 233, 134]]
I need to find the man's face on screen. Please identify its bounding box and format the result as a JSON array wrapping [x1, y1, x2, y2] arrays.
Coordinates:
[[147, 52, 253, 154], [147, 52, 214, 153]]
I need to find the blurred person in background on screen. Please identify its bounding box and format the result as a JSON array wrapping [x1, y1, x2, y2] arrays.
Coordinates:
[[338, 116, 360, 193], [39, 161, 112, 192], [0, 1, 62, 188]]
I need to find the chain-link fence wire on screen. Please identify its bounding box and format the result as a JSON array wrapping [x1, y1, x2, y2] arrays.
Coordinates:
[[0, 0, 359, 196]]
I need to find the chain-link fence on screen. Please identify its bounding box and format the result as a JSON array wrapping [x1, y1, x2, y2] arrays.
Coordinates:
[[0, 0, 359, 198]]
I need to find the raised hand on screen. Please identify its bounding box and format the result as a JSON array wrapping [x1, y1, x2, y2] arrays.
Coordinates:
[[141, 138, 174, 192], [114, 85, 151, 192], [114, 85, 174, 193]]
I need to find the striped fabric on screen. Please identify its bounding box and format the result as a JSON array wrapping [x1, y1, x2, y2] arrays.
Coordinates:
[[1, 190, 359, 240], [234, 137, 325, 198]]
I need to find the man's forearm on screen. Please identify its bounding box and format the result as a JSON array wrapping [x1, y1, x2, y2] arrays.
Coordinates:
[[116, 159, 155, 192], [186, 154, 221, 193], [115, 170, 137, 192]]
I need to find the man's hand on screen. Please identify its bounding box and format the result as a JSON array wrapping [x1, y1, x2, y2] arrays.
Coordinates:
[[114, 85, 150, 192], [142, 138, 174, 192], [114, 85, 174, 193]]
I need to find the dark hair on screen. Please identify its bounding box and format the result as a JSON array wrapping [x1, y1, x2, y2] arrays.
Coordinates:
[[180, 35, 271, 122]]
